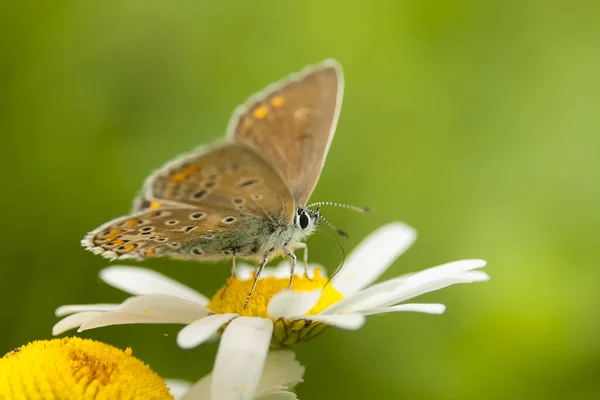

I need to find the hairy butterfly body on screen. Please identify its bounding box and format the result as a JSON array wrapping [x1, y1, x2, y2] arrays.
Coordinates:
[[83, 59, 344, 301]]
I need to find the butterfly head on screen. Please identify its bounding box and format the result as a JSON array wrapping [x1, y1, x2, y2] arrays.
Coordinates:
[[294, 206, 321, 234]]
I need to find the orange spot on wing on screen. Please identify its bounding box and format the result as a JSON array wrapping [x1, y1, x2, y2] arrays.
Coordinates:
[[184, 165, 198, 175], [253, 106, 268, 120], [105, 236, 118, 243], [171, 172, 187, 182], [171, 165, 198, 182], [112, 240, 125, 247], [149, 201, 161, 209], [125, 220, 139, 227], [271, 96, 284, 107], [124, 243, 135, 251], [146, 249, 155, 256], [109, 229, 123, 235]]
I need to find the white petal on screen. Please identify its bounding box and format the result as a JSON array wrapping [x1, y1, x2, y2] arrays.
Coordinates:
[[331, 222, 416, 297], [236, 263, 258, 280], [256, 351, 305, 394], [299, 313, 365, 330], [177, 375, 211, 400], [364, 260, 487, 309], [404, 259, 487, 283], [165, 379, 191, 400], [322, 277, 409, 314], [55, 304, 118, 317], [179, 350, 303, 400], [325, 259, 487, 314], [116, 294, 210, 323], [345, 275, 471, 312], [238, 261, 326, 280], [211, 317, 273, 400], [257, 386, 288, 394], [361, 303, 446, 316], [100, 266, 210, 305], [52, 312, 103, 335], [268, 289, 322, 318], [256, 392, 298, 400], [176, 313, 237, 349], [457, 270, 490, 282], [78, 311, 186, 332], [268, 261, 326, 279]]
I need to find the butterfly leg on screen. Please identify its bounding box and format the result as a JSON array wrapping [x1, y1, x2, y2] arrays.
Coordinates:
[[244, 252, 270, 309], [295, 243, 312, 281], [220, 256, 237, 300], [282, 247, 297, 289]]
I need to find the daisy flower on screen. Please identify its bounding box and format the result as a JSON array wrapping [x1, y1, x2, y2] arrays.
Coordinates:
[[0, 337, 173, 399], [53, 222, 488, 399], [167, 351, 304, 400]]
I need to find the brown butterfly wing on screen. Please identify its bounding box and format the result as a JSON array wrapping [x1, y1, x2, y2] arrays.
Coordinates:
[[227, 59, 344, 205], [82, 205, 278, 261], [135, 142, 294, 219], [83, 143, 295, 261]]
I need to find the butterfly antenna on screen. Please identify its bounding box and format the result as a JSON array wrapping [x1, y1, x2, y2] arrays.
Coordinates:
[[316, 228, 346, 289], [319, 214, 349, 239], [308, 201, 373, 213]]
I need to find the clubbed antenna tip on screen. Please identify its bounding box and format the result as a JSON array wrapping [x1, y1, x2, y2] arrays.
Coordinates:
[[335, 228, 349, 239]]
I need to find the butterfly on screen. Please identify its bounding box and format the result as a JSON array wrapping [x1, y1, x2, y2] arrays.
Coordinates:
[[83, 59, 366, 302]]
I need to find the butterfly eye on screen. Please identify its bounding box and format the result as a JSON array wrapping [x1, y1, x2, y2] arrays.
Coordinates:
[[299, 212, 310, 229]]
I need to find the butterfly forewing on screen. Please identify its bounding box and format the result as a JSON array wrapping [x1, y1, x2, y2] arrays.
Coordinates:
[[84, 143, 295, 261], [227, 59, 344, 205], [136, 142, 294, 218]]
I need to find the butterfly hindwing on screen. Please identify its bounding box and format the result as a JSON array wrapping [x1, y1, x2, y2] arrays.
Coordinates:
[[83, 205, 281, 261]]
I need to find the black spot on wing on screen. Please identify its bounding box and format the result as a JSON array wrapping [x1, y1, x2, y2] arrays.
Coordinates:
[[239, 178, 259, 187]]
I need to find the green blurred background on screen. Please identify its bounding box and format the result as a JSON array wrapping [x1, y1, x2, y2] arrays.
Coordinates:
[[2, 1, 599, 398]]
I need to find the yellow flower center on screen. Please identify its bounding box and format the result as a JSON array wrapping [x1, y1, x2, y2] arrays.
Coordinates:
[[208, 268, 344, 348], [0, 337, 173, 400]]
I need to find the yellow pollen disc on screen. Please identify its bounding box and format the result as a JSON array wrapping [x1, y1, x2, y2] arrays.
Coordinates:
[[270, 96, 284, 107], [209, 268, 343, 318], [208, 269, 344, 348], [253, 106, 268, 120], [0, 337, 173, 399]]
